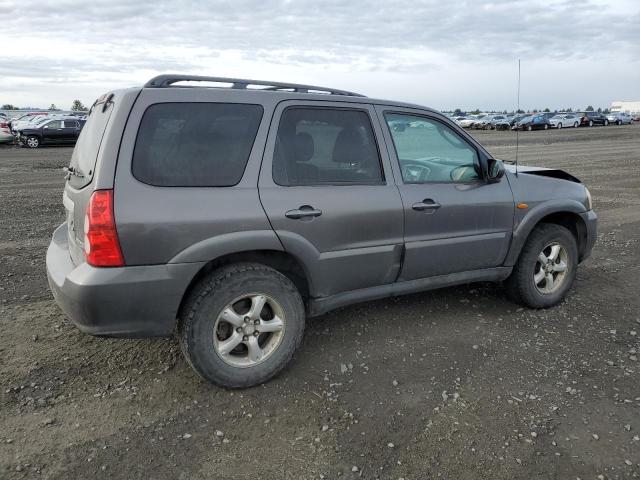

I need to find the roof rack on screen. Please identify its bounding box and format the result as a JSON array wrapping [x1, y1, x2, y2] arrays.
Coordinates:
[[144, 74, 366, 97]]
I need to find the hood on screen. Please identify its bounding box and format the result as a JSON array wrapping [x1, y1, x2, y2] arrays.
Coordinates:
[[504, 164, 582, 183]]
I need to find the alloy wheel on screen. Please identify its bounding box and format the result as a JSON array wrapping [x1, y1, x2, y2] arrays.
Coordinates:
[[533, 242, 569, 294], [213, 293, 285, 368]]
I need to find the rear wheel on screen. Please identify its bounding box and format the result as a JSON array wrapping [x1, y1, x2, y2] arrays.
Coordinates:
[[506, 224, 578, 308], [527, 125, 532, 131], [604, 120, 609, 126], [589, 120, 594, 127], [573, 121, 579, 128], [179, 263, 305, 388], [557, 123, 563, 129], [25, 136, 39, 148], [616, 120, 621, 125], [544, 123, 549, 130]]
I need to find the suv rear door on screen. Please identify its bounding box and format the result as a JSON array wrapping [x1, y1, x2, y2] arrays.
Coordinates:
[[376, 106, 514, 280], [259, 101, 404, 298]]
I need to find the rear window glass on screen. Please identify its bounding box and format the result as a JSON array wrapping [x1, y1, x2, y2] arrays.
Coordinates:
[[132, 103, 263, 187]]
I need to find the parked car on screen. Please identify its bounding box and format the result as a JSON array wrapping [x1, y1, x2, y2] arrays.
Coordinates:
[[458, 114, 485, 128], [515, 114, 552, 131], [12, 114, 55, 133], [490, 115, 514, 130], [578, 111, 609, 127], [8, 112, 48, 131], [549, 113, 580, 129], [19, 117, 85, 148], [0, 119, 13, 143], [46, 74, 597, 388], [605, 112, 633, 125], [474, 114, 504, 130]]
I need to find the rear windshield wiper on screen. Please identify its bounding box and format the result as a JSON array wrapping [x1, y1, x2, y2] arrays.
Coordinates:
[[63, 165, 85, 180]]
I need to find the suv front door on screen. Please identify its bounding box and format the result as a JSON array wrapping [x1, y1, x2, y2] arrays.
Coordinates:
[[42, 120, 64, 144], [259, 102, 404, 298], [377, 107, 514, 281]]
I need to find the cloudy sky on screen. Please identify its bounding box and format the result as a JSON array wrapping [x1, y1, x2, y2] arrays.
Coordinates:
[[1, 0, 638, 111]]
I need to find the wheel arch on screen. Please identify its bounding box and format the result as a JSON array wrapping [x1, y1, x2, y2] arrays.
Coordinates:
[[505, 204, 589, 266], [176, 249, 314, 321]]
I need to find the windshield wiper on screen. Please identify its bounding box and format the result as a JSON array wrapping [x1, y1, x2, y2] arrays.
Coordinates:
[[63, 165, 85, 180]]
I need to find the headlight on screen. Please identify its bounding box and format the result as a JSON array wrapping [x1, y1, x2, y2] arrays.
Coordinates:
[[585, 187, 593, 210]]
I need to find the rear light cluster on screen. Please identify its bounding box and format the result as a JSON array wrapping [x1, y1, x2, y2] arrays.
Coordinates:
[[84, 189, 124, 267]]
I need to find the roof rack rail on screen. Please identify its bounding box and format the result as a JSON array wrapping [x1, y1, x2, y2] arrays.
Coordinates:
[[144, 74, 366, 97]]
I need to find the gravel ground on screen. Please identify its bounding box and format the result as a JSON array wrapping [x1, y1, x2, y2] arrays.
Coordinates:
[[1, 124, 639, 479]]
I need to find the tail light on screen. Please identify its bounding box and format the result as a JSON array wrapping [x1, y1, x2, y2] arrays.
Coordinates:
[[84, 189, 124, 267], [0, 122, 8, 129]]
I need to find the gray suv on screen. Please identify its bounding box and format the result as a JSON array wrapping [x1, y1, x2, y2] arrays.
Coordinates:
[[47, 75, 597, 388]]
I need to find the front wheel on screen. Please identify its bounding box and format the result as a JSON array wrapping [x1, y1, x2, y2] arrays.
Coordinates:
[[573, 121, 579, 128], [25, 136, 40, 148], [589, 120, 594, 127], [527, 125, 532, 131], [506, 223, 578, 308], [544, 123, 549, 130], [178, 263, 305, 388], [616, 120, 621, 125], [557, 123, 563, 129], [604, 120, 609, 126]]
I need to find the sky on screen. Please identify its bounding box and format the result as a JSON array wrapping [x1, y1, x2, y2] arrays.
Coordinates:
[[1, 0, 639, 111]]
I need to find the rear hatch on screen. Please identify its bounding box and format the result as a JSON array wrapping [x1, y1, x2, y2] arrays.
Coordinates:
[[63, 94, 115, 265]]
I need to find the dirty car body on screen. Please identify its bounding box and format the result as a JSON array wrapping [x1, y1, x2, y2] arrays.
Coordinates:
[[46, 75, 597, 387]]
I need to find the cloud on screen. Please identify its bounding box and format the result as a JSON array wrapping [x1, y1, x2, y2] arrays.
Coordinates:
[[0, 0, 638, 109]]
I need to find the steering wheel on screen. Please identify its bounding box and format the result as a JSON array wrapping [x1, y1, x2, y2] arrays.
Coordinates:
[[450, 164, 478, 182], [401, 161, 432, 182]]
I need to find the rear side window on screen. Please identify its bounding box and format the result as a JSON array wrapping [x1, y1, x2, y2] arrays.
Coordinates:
[[132, 103, 263, 187], [272, 107, 383, 186]]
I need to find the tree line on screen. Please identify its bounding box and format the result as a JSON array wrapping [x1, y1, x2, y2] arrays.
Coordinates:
[[1, 99, 87, 111]]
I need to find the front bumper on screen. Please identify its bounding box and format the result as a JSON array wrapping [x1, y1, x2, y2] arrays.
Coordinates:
[[46, 223, 204, 338], [580, 210, 597, 262]]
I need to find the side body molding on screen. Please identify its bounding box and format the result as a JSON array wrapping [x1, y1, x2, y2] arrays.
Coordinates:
[[504, 199, 588, 266]]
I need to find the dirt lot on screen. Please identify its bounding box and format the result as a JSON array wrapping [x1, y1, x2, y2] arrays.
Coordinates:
[[1, 124, 639, 479]]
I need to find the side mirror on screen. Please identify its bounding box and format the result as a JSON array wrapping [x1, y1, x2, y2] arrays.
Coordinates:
[[487, 158, 505, 182], [43, 125, 49, 129]]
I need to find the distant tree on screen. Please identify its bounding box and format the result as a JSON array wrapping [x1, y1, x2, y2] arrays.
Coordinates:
[[516, 108, 525, 114], [603, 108, 610, 114], [503, 110, 507, 114], [453, 108, 462, 115], [566, 107, 573, 112], [71, 99, 87, 111], [48, 103, 60, 111], [470, 108, 481, 115], [586, 105, 594, 111], [543, 108, 550, 112], [1, 104, 17, 110]]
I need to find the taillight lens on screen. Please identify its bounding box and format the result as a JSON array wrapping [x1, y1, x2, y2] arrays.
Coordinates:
[[84, 190, 124, 267]]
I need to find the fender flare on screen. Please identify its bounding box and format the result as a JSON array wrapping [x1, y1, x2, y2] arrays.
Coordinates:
[[504, 200, 587, 266]]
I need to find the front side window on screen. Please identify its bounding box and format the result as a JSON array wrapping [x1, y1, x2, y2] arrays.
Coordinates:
[[272, 107, 383, 186], [385, 113, 480, 183], [46, 120, 62, 129], [132, 102, 263, 187], [63, 120, 78, 128]]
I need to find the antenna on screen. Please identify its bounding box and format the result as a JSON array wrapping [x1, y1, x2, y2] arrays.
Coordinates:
[[515, 59, 521, 176]]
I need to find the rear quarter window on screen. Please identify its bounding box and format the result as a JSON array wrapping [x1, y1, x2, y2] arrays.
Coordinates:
[[132, 102, 263, 187]]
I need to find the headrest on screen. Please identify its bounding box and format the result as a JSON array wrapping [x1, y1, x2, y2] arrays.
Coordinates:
[[332, 127, 363, 164], [294, 132, 314, 163]]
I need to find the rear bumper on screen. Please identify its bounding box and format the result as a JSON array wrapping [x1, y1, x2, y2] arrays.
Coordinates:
[[46, 223, 204, 338]]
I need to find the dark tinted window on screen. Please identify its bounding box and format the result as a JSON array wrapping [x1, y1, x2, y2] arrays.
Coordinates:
[[272, 108, 383, 186], [132, 103, 263, 187], [46, 120, 62, 129], [63, 120, 78, 128]]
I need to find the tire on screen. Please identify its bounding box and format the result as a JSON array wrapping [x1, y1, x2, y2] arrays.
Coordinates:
[[25, 136, 40, 148], [557, 123, 562, 129], [616, 120, 621, 126], [178, 263, 305, 388], [505, 223, 578, 308], [573, 122, 579, 128], [589, 120, 594, 127], [604, 120, 609, 126], [544, 123, 549, 130], [527, 125, 532, 131]]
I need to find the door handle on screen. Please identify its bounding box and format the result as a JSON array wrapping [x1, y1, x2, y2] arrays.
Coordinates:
[[285, 206, 323, 219], [412, 199, 441, 211]]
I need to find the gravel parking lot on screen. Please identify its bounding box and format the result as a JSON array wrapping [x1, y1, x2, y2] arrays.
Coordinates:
[[1, 124, 639, 479]]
